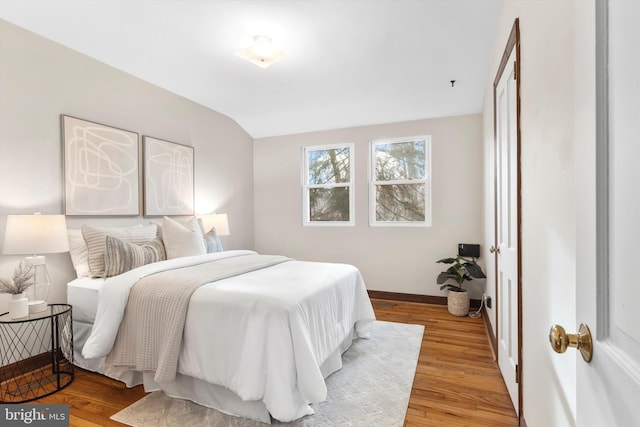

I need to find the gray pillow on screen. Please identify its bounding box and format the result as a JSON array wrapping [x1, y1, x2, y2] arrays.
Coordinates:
[[82, 224, 158, 277], [203, 227, 223, 252], [104, 236, 166, 277]]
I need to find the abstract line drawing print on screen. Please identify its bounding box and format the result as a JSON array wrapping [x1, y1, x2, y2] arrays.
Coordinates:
[[143, 137, 194, 216], [63, 116, 139, 216]]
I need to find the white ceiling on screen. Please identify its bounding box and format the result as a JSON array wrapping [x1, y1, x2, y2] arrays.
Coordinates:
[[0, 0, 502, 138]]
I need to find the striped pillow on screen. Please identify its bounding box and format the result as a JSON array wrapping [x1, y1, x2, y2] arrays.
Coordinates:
[[104, 236, 166, 277], [82, 224, 158, 277]]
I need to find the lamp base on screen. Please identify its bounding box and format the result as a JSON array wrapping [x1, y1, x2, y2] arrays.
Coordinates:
[[28, 300, 47, 313]]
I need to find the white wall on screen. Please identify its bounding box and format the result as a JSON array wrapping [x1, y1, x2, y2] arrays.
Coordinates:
[[254, 114, 485, 297], [0, 20, 255, 313], [481, 1, 584, 426], [1, 19, 487, 313]]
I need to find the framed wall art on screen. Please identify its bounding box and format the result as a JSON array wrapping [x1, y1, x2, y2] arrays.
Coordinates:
[[143, 136, 194, 216], [62, 115, 139, 216]]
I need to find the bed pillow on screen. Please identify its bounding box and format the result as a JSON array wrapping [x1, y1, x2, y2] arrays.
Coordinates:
[[152, 220, 164, 240], [162, 216, 206, 259], [104, 236, 166, 277], [82, 224, 158, 277], [67, 229, 90, 277], [155, 217, 221, 254], [196, 217, 222, 252], [203, 226, 223, 252]]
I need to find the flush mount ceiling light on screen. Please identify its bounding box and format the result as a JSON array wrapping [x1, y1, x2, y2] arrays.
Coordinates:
[[235, 35, 287, 68]]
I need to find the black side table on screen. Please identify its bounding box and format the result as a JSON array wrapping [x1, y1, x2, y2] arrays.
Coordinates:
[[0, 304, 74, 403]]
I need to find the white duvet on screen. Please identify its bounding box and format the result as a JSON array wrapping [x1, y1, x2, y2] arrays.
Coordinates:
[[82, 250, 376, 422]]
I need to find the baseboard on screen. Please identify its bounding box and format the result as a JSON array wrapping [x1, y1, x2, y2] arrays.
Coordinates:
[[367, 290, 482, 308], [368, 290, 446, 305], [482, 306, 498, 361], [482, 305, 520, 423], [0, 351, 51, 380]]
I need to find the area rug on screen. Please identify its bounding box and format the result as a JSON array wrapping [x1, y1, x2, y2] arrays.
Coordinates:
[[111, 320, 424, 426]]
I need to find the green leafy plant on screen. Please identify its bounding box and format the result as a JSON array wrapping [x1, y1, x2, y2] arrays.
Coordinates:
[[0, 261, 35, 295], [437, 256, 486, 292]]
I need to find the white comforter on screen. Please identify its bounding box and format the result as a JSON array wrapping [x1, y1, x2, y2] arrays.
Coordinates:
[[82, 250, 376, 422]]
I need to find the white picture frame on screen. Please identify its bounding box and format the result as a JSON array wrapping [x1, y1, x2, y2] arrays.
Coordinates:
[[143, 136, 195, 216], [62, 115, 139, 216]]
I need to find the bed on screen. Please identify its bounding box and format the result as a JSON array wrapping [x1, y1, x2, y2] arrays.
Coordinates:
[[67, 221, 376, 423]]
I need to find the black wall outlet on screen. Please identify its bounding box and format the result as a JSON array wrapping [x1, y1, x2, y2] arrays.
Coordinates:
[[458, 243, 480, 258]]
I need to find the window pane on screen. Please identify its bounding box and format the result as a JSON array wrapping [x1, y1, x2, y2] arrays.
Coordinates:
[[309, 187, 350, 221], [308, 148, 350, 185], [375, 140, 425, 181], [376, 183, 425, 221]]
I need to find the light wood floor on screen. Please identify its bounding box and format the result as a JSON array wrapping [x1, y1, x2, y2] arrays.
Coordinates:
[[30, 299, 517, 426]]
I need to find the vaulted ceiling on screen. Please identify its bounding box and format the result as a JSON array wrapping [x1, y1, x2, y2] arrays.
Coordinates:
[[0, 0, 502, 138]]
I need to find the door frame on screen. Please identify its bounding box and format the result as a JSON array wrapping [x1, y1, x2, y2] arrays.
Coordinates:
[[492, 18, 523, 422]]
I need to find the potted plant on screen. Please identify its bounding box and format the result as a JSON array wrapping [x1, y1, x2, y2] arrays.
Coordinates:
[[437, 256, 486, 316], [0, 262, 35, 318]]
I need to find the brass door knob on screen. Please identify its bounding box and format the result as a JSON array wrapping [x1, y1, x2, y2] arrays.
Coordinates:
[[549, 323, 593, 363], [490, 245, 500, 254]]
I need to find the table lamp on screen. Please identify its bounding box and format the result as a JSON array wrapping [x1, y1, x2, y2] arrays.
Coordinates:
[[2, 214, 69, 313]]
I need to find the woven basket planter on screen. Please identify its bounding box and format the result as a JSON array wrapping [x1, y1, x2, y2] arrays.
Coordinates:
[[447, 290, 470, 317]]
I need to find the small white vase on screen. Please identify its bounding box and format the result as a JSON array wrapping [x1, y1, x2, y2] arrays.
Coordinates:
[[9, 292, 29, 319]]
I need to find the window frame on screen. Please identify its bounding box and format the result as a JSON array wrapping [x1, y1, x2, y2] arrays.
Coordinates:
[[302, 142, 355, 227], [368, 135, 432, 227]]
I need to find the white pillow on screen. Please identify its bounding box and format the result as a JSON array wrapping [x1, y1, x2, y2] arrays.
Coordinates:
[[67, 229, 90, 277], [162, 216, 206, 259]]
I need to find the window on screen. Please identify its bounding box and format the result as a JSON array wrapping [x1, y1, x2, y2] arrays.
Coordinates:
[[369, 135, 431, 226], [302, 143, 354, 226]]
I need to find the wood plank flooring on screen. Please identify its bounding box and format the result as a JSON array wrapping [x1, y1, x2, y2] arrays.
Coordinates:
[[28, 299, 517, 426], [371, 299, 517, 427]]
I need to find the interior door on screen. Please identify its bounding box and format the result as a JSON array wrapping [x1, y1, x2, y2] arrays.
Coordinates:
[[574, 1, 640, 424], [494, 45, 519, 412]]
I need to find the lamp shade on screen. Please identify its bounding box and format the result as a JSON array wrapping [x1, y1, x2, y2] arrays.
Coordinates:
[[200, 213, 230, 236], [3, 214, 69, 255]]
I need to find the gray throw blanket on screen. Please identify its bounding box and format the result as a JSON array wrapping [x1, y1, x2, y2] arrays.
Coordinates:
[[105, 254, 291, 383]]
